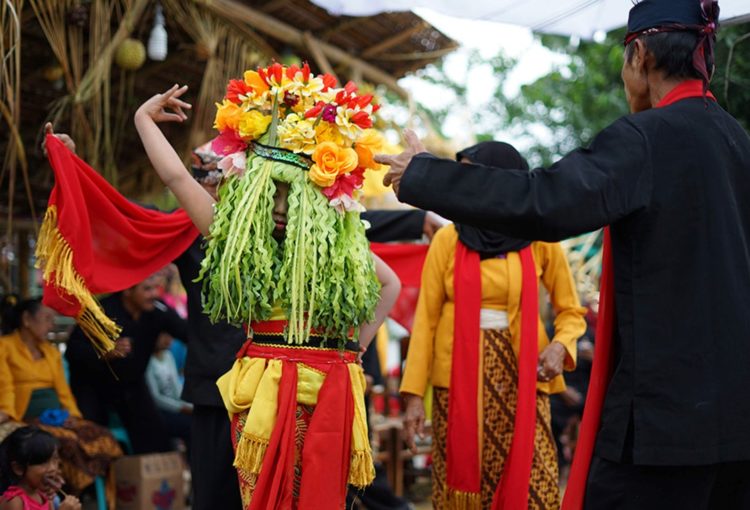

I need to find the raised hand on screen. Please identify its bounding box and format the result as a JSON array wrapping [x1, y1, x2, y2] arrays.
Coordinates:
[[374, 129, 427, 196], [42, 122, 76, 156], [134, 84, 191, 124]]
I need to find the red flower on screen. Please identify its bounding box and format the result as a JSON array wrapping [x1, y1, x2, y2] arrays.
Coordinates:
[[321, 73, 337, 91], [285, 64, 300, 81], [322, 167, 365, 199], [225, 79, 252, 104], [211, 130, 247, 156], [267, 62, 284, 85], [350, 111, 373, 129], [301, 62, 311, 81], [304, 101, 325, 119]]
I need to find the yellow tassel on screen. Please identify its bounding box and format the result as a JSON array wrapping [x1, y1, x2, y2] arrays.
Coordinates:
[[444, 487, 482, 510], [35, 206, 118, 354], [348, 449, 375, 488], [233, 432, 269, 474]]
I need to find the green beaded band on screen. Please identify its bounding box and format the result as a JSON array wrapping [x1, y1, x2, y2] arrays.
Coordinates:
[[250, 141, 312, 170]]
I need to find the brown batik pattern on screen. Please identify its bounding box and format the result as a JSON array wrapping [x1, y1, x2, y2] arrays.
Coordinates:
[[432, 329, 560, 509], [231, 403, 321, 510]]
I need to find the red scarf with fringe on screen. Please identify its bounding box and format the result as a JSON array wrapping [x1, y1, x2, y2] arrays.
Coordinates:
[[37, 135, 199, 354], [562, 80, 715, 509], [448, 242, 538, 508]]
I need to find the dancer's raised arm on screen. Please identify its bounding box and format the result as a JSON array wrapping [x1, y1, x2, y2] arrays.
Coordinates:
[[134, 84, 215, 236]]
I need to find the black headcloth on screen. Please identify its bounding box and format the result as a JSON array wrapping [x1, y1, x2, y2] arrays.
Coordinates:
[[625, 0, 719, 90], [455, 141, 532, 258]]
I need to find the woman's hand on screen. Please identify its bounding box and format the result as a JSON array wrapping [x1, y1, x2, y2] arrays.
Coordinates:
[[402, 393, 426, 454], [134, 84, 191, 124], [42, 123, 76, 156], [537, 341, 567, 382], [59, 495, 82, 510]]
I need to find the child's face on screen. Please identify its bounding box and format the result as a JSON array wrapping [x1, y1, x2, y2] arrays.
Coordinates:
[[13, 450, 59, 491], [272, 181, 290, 241]]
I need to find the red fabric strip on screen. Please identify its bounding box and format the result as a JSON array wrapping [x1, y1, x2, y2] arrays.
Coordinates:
[[492, 246, 539, 509], [446, 241, 482, 494], [42, 135, 199, 315], [248, 360, 298, 510], [562, 78, 712, 510], [236, 342, 358, 364], [561, 229, 615, 510], [370, 243, 429, 288], [297, 363, 354, 508], [249, 320, 354, 339]]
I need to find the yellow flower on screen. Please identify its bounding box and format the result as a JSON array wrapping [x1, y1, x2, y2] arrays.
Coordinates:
[[308, 142, 358, 187], [213, 100, 245, 132], [278, 114, 317, 154], [315, 121, 347, 146], [354, 129, 385, 169], [238, 110, 272, 140]]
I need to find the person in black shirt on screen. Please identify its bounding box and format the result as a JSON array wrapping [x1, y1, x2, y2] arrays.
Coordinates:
[[376, 1, 750, 507], [65, 275, 187, 454]]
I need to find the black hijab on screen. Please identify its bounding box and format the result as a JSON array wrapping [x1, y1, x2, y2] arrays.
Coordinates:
[[455, 141, 531, 258]]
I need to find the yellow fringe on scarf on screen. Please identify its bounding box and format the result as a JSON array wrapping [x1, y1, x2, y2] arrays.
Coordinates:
[[233, 432, 269, 474], [445, 487, 482, 510], [348, 363, 375, 487], [35, 206, 118, 354], [349, 450, 376, 488]]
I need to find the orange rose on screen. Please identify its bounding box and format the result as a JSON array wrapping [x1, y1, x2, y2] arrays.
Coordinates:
[[354, 129, 385, 169], [309, 142, 358, 187], [214, 100, 245, 132], [243, 70, 270, 94]]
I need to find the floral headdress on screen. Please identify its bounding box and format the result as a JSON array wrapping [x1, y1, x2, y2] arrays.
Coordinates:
[[199, 63, 383, 345]]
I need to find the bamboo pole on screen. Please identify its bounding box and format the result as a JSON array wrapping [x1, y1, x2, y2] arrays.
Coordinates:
[[302, 31, 338, 80], [198, 0, 410, 99]]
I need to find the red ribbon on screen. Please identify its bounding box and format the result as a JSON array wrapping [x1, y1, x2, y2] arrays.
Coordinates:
[[447, 242, 539, 507]]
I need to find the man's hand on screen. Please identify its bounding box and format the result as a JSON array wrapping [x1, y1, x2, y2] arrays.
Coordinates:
[[42, 122, 76, 156], [104, 337, 132, 360], [402, 393, 426, 455], [374, 129, 427, 196], [537, 341, 567, 382], [134, 84, 191, 124]]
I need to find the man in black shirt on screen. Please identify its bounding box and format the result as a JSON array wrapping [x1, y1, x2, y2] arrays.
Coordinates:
[[66, 274, 187, 454], [377, 1, 750, 507]]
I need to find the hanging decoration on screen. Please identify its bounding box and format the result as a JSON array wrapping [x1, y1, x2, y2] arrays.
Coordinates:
[[147, 2, 168, 61]]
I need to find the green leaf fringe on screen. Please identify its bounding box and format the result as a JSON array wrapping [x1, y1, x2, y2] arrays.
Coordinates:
[[198, 151, 380, 345]]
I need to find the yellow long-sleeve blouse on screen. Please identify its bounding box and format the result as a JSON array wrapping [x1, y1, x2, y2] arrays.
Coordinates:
[[0, 331, 82, 421], [400, 225, 586, 397]]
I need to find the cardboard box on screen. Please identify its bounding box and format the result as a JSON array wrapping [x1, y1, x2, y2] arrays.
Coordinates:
[[114, 453, 185, 510]]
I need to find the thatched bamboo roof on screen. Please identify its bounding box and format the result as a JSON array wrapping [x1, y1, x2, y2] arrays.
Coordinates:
[[0, 0, 457, 229]]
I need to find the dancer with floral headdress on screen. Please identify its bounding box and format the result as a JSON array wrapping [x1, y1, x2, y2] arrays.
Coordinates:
[[133, 64, 400, 510]]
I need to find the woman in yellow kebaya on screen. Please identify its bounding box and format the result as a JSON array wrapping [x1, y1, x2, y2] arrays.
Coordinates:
[[400, 142, 586, 510]]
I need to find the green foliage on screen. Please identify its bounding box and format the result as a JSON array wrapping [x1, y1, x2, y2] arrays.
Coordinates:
[[412, 23, 750, 167], [500, 30, 630, 166], [713, 23, 750, 132]]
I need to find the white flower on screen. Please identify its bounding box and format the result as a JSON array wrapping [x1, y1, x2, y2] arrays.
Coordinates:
[[218, 152, 247, 178]]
